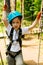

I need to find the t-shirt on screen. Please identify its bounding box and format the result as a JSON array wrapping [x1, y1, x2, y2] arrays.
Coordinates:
[[6, 24, 29, 52]]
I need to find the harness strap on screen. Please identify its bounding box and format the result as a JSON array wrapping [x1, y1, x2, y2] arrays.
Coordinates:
[[6, 28, 22, 58], [8, 50, 21, 58]]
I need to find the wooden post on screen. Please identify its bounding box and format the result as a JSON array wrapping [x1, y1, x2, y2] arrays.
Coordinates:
[[21, 0, 22, 14], [11, 0, 16, 11], [14, 0, 16, 10], [21, 0, 24, 20]]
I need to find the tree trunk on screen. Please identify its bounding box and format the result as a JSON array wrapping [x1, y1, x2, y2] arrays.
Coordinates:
[[21, 0, 24, 20], [14, 0, 16, 10], [21, 0, 22, 14], [10, 0, 16, 11]]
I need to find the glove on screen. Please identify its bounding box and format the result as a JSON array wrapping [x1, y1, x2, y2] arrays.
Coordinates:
[[3, 4, 8, 11], [37, 11, 41, 20]]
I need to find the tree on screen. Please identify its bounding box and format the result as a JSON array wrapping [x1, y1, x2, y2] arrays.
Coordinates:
[[10, 0, 16, 11], [24, 0, 42, 21]]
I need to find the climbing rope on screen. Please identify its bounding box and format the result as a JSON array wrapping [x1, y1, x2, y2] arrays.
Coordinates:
[[37, 0, 43, 65]]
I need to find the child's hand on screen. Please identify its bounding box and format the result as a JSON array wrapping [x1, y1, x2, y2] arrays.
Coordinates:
[[3, 4, 8, 11], [37, 11, 41, 20]]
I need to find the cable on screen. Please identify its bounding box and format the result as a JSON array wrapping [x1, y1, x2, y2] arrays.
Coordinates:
[[37, 0, 43, 65]]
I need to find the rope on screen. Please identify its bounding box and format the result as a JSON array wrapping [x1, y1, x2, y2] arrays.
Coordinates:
[[37, 31, 41, 65], [37, 0, 43, 65]]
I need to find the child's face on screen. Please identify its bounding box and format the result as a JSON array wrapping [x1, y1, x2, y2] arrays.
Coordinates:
[[12, 17, 21, 30]]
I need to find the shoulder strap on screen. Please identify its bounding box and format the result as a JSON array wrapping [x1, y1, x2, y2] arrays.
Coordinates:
[[9, 28, 14, 42], [18, 28, 22, 47], [19, 28, 22, 36], [6, 28, 14, 51]]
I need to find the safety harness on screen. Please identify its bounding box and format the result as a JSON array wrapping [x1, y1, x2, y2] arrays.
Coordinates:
[[6, 27, 22, 58]]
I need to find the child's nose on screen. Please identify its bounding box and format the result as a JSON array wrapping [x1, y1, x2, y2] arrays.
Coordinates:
[[13, 23, 17, 27], [14, 23, 17, 26]]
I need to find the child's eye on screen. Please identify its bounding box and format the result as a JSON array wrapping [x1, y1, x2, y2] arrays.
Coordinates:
[[12, 22, 15, 24], [16, 21, 19, 23], [12, 21, 19, 24]]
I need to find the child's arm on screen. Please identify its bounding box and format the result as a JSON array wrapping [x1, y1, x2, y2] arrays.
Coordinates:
[[2, 4, 9, 27], [28, 12, 41, 31]]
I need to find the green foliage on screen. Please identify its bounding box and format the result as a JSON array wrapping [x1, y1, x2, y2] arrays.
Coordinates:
[[16, 0, 21, 12], [22, 20, 31, 27], [24, 0, 42, 21], [0, 0, 4, 22], [0, 0, 4, 13], [0, 22, 5, 32]]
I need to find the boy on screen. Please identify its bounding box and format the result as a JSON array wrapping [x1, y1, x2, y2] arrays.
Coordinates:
[[2, 4, 41, 65]]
